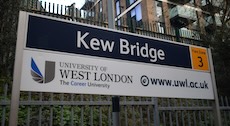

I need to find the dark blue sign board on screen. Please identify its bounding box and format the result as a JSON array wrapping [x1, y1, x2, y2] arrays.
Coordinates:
[[27, 15, 191, 68]]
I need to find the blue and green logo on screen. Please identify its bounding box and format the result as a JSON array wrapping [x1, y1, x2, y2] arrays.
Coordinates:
[[31, 58, 55, 83]]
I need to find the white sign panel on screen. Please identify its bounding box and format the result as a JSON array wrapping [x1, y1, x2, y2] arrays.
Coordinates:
[[20, 50, 214, 99], [16, 11, 215, 99]]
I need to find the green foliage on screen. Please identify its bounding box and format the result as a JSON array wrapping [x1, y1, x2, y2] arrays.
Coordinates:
[[0, 0, 20, 84], [200, 0, 230, 96], [18, 105, 27, 125]]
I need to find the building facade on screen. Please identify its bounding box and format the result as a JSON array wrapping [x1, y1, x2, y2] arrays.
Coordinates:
[[80, 0, 226, 40]]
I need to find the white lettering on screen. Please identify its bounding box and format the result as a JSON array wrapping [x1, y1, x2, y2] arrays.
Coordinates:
[[90, 38, 100, 50], [76, 32, 166, 63], [77, 31, 89, 49], [140, 43, 149, 58], [158, 49, 165, 60], [120, 38, 165, 62], [77, 31, 114, 52], [120, 39, 130, 54], [100, 40, 115, 52], [149, 48, 157, 62]]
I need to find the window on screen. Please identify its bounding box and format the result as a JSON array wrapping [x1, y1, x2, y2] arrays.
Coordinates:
[[127, 0, 142, 30], [131, 4, 142, 21], [155, 0, 164, 23], [157, 22, 165, 33], [155, 0, 165, 33], [99, 0, 102, 13], [116, 0, 121, 25], [130, 4, 142, 27], [129, 0, 135, 5], [189, 0, 195, 6], [116, 0, 121, 16], [97, 0, 103, 21], [128, 0, 142, 22]]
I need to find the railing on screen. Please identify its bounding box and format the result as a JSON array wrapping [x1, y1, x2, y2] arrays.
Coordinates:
[[1, 82, 230, 125], [19, 0, 203, 45]]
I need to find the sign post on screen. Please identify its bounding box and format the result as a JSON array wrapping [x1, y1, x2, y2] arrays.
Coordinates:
[[107, 0, 120, 125], [9, 12, 27, 126], [208, 49, 222, 126]]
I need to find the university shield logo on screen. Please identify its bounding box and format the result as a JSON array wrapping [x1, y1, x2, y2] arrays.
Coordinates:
[[31, 58, 55, 83]]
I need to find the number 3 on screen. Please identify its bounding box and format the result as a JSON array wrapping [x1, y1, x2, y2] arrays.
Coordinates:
[[198, 56, 203, 67]]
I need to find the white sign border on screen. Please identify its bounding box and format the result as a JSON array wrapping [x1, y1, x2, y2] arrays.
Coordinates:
[[16, 11, 215, 99]]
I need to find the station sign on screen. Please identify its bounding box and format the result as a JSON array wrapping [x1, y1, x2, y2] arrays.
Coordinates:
[[16, 11, 214, 99]]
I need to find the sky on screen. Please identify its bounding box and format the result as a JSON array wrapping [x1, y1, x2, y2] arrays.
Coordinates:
[[39, 0, 85, 9]]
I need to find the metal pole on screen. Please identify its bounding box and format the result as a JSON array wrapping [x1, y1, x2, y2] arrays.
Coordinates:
[[153, 97, 160, 126], [112, 96, 120, 126], [207, 48, 222, 126], [9, 11, 27, 126], [107, 0, 120, 126], [107, 0, 115, 29]]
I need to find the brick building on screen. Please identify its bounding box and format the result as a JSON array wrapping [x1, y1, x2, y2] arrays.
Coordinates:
[[80, 0, 225, 40]]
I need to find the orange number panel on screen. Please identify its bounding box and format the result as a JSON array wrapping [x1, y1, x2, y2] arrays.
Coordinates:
[[190, 47, 209, 71]]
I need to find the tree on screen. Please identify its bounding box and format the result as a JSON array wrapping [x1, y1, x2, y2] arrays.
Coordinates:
[[200, 0, 230, 95], [0, 0, 20, 84]]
